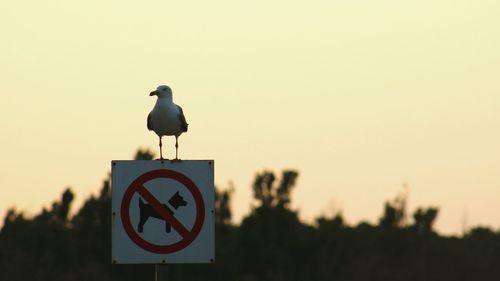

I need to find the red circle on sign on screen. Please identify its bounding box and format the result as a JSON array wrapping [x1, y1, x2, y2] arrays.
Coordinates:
[[121, 169, 205, 254]]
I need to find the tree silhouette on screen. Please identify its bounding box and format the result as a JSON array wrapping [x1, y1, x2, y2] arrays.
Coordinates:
[[2, 151, 500, 281], [236, 169, 314, 281], [413, 207, 439, 235], [133, 148, 155, 160], [53, 188, 74, 222], [215, 184, 234, 226], [253, 170, 298, 209], [379, 190, 408, 229]]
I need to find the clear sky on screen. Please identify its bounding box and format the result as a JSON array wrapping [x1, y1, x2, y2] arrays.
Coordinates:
[[1, 1, 499, 234]]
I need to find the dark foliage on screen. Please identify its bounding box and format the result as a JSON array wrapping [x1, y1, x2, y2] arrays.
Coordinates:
[[1, 150, 499, 280]]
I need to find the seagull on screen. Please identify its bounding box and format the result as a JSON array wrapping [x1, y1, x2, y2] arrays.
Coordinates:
[[147, 85, 188, 160]]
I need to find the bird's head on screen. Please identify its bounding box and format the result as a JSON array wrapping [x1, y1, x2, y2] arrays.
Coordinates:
[[150, 85, 172, 98]]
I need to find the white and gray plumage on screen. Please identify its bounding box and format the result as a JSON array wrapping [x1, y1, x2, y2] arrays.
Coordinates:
[[147, 85, 188, 160]]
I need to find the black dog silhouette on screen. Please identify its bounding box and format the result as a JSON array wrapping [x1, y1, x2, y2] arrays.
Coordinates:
[[137, 191, 187, 233]]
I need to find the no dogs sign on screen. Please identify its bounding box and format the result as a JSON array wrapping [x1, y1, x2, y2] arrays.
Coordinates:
[[111, 160, 214, 264]]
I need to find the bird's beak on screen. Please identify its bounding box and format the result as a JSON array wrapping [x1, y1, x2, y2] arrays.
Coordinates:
[[149, 91, 158, 96]]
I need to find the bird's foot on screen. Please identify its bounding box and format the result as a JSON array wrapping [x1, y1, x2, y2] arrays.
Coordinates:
[[171, 158, 182, 162]]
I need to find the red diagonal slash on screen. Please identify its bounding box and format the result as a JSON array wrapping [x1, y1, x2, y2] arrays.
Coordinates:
[[136, 185, 191, 239]]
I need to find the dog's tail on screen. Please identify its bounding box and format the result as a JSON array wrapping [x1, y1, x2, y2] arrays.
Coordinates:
[[139, 197, 146, 209]]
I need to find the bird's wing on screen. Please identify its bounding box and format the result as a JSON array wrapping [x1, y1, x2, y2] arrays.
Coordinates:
[[147, 113, 153, 131], [176, 105, 188, 132]]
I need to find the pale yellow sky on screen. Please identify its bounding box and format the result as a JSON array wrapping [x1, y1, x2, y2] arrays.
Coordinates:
[[1, 1, 499, 234]]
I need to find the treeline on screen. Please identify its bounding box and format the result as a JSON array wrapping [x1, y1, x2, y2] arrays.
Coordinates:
[[1, 149, 499, 281]]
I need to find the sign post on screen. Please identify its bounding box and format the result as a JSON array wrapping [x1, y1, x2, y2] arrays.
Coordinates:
[[111, 160, 214, 264]]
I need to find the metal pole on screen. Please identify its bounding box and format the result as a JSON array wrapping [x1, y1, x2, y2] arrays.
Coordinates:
[[155, 264, 169, 281]]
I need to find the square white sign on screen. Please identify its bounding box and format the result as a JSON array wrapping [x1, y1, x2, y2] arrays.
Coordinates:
[[111, 160, 214, 264]]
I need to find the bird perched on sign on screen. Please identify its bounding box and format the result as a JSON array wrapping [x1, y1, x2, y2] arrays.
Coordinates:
[[147, 85, 188, 160]]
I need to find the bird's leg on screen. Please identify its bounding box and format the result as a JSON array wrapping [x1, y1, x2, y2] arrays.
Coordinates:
[[159, 136, 164, 160], [175, 136, 179, 160]]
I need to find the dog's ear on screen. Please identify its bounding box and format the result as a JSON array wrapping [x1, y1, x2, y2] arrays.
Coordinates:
[[175, 191, 180, 196]]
